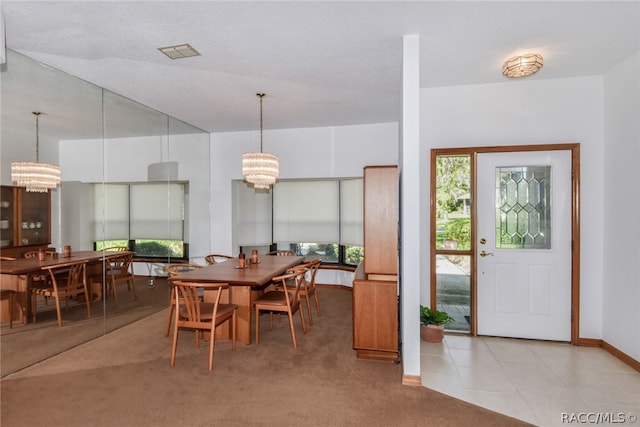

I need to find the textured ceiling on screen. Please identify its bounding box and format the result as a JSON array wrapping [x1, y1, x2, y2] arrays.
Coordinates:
[[2, 1, 639, 133]]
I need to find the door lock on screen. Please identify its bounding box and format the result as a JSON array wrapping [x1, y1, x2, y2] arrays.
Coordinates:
[[479, 251, 494, 257]]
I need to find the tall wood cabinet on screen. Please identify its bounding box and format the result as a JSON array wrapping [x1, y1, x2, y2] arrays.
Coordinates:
[[352, 165, 399, 361], [0, 185, 52, 258]]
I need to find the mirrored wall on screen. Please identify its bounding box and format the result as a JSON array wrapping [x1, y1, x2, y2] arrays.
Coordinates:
[[1, 49, 210, 376]]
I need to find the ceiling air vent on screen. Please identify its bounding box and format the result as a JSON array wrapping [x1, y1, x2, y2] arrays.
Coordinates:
[[158, 43, 201, 60]]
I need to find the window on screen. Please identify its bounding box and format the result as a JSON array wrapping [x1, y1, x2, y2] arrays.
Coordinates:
[[92, 182, 187, 259], [234, 178, 363, 266]]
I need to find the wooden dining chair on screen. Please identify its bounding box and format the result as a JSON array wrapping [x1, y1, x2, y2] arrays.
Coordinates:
[[164, 263, 203, 336], [169, 281, 237, 371], [23, 249, 56, 304], [290, 259, 322, 325], [204, 254, 233, 265], [267, 250, 295, 256], [32, 260, 91, 327], [101, 246, 129, 252], [89, 252, 136, 305], [254, 269, 307, 349]]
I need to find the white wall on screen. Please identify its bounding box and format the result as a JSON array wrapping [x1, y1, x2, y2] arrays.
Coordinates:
[[209, 122, 399, 256], [603, 52, 640, 360], [421, 76, 606, 340]]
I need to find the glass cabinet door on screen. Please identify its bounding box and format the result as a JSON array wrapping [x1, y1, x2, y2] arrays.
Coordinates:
[[17, 189, 51, 246], [0, 186, 15, 248]]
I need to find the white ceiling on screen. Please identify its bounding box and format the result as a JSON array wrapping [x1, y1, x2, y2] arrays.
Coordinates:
[[2, 1, 639, 133]]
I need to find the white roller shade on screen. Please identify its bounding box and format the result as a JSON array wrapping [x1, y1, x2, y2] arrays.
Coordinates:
[[233, 180, 272, 246], [92, 184, 129, 240], [130, 183, 184, 240], [340, 178, 363, 246], [273, 181, 339, 243]]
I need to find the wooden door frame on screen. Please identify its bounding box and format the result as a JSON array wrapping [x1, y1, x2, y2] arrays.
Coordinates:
[[430, 143, 580, 344]]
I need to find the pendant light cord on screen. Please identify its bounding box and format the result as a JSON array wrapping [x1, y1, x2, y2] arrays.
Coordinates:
[[33, 111, 42, 162], [257, 93, 265, 153]]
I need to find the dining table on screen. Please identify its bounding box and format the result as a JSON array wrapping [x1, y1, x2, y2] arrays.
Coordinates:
[[169, 255, 304, 344], [0, 250, 129, 324]]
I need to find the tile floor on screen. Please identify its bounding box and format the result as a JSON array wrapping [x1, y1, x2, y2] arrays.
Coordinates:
[[421, 335, 640, 426]]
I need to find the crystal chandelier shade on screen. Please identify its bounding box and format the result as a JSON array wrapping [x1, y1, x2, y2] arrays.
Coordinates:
[[242, 152, 279, 190], [11, 112, 61, 193], [242, 93, 279, 190]]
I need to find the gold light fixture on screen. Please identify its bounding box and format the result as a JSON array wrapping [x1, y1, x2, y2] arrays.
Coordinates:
[[502, 53, 544, 78], [11, 112, 61, 192], [242, 93, 279, 190]]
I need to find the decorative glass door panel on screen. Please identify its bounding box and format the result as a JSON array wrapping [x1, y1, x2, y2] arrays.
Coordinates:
[[495, 166, 551, 249]]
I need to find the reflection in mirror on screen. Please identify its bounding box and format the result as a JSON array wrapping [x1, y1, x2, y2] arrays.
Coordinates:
[[0, 49, 209, 377]]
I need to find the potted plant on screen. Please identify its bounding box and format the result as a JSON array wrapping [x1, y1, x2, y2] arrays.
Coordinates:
[[420, 305, 454, 343]]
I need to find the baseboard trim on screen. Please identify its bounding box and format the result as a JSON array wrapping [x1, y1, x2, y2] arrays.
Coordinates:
[[576, 337, 602, 347], [402, 374, 422, 387], [316, 283, 352, 291], [577, 337, 639, 372], [602, 341, 640, 373]]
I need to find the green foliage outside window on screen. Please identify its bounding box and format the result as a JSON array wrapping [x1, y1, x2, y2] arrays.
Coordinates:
[[345, 245, 364, 265], [444, 218, 471, 249], [135, 240, 184, 258]]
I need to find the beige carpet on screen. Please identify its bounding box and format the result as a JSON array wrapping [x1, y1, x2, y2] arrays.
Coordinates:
[[1, 287, 532, 426], [1, 277, 169, 377]]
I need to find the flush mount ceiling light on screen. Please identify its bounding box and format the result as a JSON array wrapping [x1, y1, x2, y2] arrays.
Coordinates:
[[158, 43, 201, 60], [242, 93, 279, 190], [502, 53, 544, 78], [11, 112, 61, 192]]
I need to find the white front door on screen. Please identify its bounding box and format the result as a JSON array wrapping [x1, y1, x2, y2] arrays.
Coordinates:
[[476, 151, 572, 341]]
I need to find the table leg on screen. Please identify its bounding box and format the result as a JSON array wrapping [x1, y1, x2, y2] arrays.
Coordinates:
[[207, 285, 265, 345], [0, 274, 29, 324]]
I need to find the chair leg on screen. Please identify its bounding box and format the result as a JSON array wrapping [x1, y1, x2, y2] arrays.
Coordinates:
[[255, 307, 260, 345], [31, 292, 37, 323], [129, 278, 138, 300], [303, 294, 313, 325], [111, 278, 119, 306], [82, 282, 92, 319], [8, 292, 13, 329], [231, 311, 237, 351], [208, 326, 216, 371], [53, 294, 63, 327], [299, 306, 307, 334], [313, 290, 321, 316], [287, 310, 297, 349], [170, 321, 179, 367], [164, 293, 175, 337]]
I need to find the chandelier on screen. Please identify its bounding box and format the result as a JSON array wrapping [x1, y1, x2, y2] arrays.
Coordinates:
[[502, 53, 544, 78], [11, 112, 61, 192], [242, 93, 279, 190]]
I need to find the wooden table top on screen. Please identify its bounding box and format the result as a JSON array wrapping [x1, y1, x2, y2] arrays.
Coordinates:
[[169, 255, 304, 287], [0, 250, 129, 275]]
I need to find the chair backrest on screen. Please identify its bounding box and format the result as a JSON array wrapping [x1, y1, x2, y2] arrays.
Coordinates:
[[45, 260, 87, 293], [267, 250, 295, 256], [173, 281, 229, 322], [204, 254, 233, 265], [305, 259, 321, 288], [165, 263, 203, 277], [271, 270, 305, 307], [108, 252, 134, 279], [102, 246, 128, 252]]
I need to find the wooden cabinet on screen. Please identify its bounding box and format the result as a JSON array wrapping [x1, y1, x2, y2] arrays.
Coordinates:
[[353, 165, 398, 361], [0, 185, 51, 258], [363, 166, 398, 278]]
